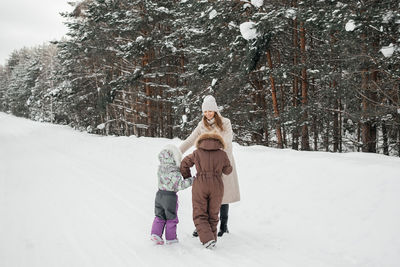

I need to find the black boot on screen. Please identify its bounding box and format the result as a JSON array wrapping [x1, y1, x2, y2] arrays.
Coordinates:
[[218, 204, 229, 237], [192, 229, 198, 237]]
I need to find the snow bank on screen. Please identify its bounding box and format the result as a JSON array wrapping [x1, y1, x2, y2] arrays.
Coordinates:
[[1, 112, 400, 267]]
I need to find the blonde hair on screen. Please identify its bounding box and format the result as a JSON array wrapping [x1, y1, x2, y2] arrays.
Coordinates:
[[203, 112, 224, 132]]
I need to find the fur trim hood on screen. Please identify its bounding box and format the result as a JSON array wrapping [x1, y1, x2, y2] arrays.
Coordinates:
[[159, 144, 182, 167], [195, 131, 226, 150]]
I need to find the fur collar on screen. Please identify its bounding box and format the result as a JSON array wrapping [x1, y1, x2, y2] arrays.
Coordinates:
[[195, 131, 226, 150]]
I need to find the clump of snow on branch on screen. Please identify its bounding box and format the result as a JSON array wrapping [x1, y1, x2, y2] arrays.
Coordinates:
[[285, 8, 297, 19], [380, 43, 397, 58], [382, 11, 394, 23], [182, 115, 187, 123], [251, 0, 263, 8], [209, 10, 217, 19], [97, 123, 105, 130], [345, 20, 356, 31], [242, 0, 263, 8], [240, 22, 259, 40]]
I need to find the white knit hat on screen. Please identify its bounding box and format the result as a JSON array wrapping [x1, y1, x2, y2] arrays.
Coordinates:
[[201, 95, 219, 113]]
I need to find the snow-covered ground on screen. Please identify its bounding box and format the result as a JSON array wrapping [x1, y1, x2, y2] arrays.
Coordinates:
[[1, 112, 400, 267]]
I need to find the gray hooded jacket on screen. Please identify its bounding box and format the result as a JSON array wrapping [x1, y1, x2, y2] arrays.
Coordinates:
[[158, 144, 193, 192]]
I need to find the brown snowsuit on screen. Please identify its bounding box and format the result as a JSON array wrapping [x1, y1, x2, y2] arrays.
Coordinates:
[[180, 132, 232, 244]]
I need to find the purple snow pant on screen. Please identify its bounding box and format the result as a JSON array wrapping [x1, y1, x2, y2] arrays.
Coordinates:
[[151, 190, 179, 241]]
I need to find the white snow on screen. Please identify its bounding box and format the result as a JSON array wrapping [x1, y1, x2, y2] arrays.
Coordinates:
[[285, 8, 297, 19], [336, 2, 346, 8], [240, 22, 258, 40], [228, 21, 237, 29], [156, 7, 170, 14], [243, 3, 251, 9], [1, 112, 400, 267], [380, 43, 396, 58], [165, 41, 177, 53], [189, 28, 204, 34], [209, 9, 218, 20], [251, 0, 263, 8], [382, 11, 394, 23], [135, 36, 144, 42], [345, 20, 356, 31], [96, 123, 105, 130]]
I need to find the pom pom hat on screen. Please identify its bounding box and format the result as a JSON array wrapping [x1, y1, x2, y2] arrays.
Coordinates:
[[201, 95, 219, 113]]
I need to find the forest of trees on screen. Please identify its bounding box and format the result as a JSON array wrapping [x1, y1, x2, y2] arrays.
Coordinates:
[[1, 0, 399, 156]]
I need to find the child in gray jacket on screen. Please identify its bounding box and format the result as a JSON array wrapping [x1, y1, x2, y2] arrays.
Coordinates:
[[150, 144, 194, 245]]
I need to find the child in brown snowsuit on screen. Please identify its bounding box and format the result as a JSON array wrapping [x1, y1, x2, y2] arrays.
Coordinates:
[[180, 131, 232, 249]]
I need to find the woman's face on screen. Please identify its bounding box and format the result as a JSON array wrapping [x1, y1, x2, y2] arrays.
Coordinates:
[[204, 111, 215, 120]]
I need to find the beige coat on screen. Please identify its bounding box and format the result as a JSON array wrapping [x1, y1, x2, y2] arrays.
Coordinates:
[[180, 117, 240, 204]]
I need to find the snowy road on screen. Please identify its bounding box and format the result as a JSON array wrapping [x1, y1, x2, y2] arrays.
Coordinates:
[[1, 112, 400, 267]]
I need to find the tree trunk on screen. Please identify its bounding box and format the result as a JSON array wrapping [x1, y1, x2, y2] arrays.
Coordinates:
[[300, 22, 309, 151], [280, 84, 288, 147], [361, 69, 376, 153], [333, 96, 339, 152], [339, 99, 343, 153], [396, 84, 400, 157], [145, 78, 153, 137], [266, 49, 283, 148], [105, 105, 110, 136], [312, 115, 318, 151], [360, 31, 378, 153], [311, 77, 318, 151], [291, 9, 299, 150], [133, 95, 138, 136], [260, 91, 269, 146], [361, 69, 370, 152], [357, 122, 361, 152], [142, 49, 154, 137], [398, 125, 400, 157], [325, 119, 329, 152], [382, 122, 388, 155]]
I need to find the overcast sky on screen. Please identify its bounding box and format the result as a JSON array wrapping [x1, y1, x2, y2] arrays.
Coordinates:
[[0, 0, 72, 65]]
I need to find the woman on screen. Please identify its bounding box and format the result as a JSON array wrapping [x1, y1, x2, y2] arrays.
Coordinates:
[[179, 95, 240, 237]]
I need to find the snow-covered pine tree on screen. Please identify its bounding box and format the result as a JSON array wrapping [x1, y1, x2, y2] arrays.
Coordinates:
[[172, 0, 252, 142], [0, 65, 7, 111], [58, 0, 128, 132], [5, 49, 38, 117], [59, 0, 188, 137], [2, 0, 398, 156], [338, 1, 400, 154], [26, 44, 63, 123]]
